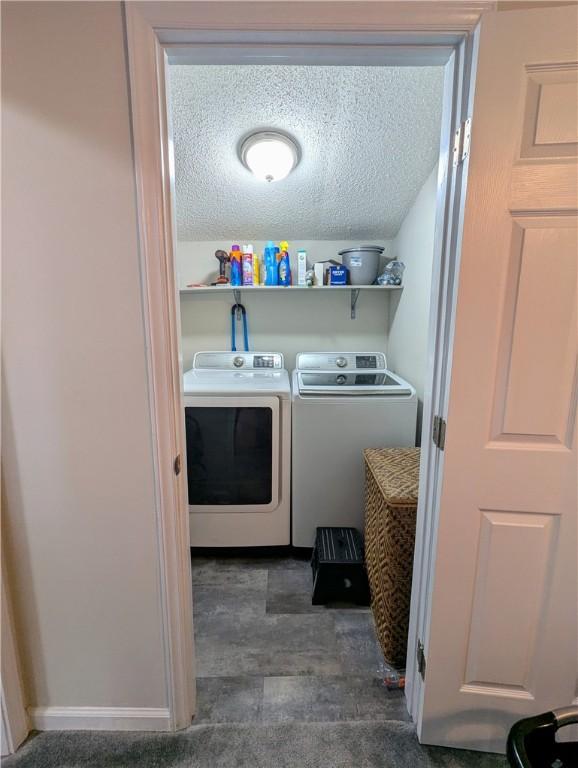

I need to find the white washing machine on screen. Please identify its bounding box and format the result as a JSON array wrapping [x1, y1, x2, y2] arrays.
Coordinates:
[[183, 352, 291, 547], [291, 352, 417, 548]]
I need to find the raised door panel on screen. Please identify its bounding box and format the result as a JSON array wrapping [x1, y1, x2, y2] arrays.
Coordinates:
[[463, 510, 558, 697], [520, 63, 578, 158], [492, 217, 577, 447]]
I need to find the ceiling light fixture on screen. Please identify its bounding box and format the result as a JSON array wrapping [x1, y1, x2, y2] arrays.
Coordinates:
[[239, 131, 300, 183]]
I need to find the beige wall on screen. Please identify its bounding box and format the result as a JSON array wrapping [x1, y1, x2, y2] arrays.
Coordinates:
[[2, 1, 166, 710], [178, 240, 394, 371], [387, 165, 438, 443]]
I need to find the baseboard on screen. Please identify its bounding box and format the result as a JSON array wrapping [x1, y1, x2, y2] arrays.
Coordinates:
[[28, 706, 172, 732]]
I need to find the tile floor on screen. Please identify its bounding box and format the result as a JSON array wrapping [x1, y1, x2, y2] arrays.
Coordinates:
[[4, 554, 509, 767], [191, 553, 410, 726]]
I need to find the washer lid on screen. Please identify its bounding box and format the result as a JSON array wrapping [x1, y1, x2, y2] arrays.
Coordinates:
[[297, 369, 414, 396], [183, 367, 290, 395]]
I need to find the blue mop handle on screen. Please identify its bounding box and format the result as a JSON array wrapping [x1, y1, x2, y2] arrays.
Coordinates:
[[231, 304, 249, 352], [241, 307, 249, 352], [231, 305, 237, 351]]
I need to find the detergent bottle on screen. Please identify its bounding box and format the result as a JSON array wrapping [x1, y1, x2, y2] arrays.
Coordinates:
[[230, 244, 242, 287], [242, 244, 253, 286], [278, 240, 291, 287], [253, 252, 260, 286], [264, 241, 278, 286]]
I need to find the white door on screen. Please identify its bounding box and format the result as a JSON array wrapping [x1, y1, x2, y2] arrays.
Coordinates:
[[420, 4, 578, 754]]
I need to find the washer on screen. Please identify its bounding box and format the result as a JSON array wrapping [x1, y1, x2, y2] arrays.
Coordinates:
[[291, 352, 417, 548], [183, 351, 291, 547]]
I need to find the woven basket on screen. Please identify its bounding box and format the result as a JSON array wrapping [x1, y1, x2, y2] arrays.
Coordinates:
[[364, 447, 420, 667]]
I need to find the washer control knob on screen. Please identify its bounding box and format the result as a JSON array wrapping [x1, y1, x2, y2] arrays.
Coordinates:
[[336, 357, 347, 368], [336, 374, 347, 385], [233, 356, 244, 368]]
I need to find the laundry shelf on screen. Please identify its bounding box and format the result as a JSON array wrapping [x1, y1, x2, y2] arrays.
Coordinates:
[[180, 285, 401, 294], [179, 284, 402, 319]]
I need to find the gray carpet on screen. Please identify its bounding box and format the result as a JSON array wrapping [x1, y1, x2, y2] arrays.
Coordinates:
[[4, 558, 508, 767], [3, 721, 508, 767]]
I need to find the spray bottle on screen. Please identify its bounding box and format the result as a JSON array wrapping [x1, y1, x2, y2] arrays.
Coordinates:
[[230, 244, 242, 287], [242, 244, 254, 286]]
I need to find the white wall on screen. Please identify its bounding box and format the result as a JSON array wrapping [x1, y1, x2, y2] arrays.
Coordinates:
[[2, 0, 166, 713], [387, 165, 438, 443], [178, 241, 393, 370]]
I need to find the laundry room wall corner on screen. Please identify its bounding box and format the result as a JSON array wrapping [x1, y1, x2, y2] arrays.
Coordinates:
[[387, 166, 439, 443]]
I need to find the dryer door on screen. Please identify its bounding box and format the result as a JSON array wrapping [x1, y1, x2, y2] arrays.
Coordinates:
[[184, 395, 280, 514]]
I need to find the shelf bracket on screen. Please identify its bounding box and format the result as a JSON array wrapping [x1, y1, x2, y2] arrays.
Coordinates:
[[350, 288, 361, 319], [233, 288, 242, 316]]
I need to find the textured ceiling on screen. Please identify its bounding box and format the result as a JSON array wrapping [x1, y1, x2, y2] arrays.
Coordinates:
[[169, 65, 444, 241]]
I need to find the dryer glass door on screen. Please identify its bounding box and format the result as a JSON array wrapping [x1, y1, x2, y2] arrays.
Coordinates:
[[184, 395, 280, 513]]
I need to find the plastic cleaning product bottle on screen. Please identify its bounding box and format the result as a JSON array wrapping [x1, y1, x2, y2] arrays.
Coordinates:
[[230, 244, 242, 287], [264, 241, 278, 286], [242, 244, 253, 286], [260, 254, 267, 285], [253, 252, 260, 286], [297, 249, 307, 286], [278, 240, 291, 286]]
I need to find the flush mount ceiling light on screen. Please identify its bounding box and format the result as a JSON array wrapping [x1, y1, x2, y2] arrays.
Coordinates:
[[239, 131, 300, 183]]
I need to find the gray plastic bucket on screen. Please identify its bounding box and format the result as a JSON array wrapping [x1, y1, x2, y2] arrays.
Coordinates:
[[339, 245, 384, 285]]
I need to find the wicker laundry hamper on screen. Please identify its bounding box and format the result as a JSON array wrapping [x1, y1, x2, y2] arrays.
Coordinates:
[[364, 447, 420, 667]]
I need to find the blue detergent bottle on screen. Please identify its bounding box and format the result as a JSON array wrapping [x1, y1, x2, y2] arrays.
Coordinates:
[[264, 241, 278, 286], [278, 240, 291, 287]]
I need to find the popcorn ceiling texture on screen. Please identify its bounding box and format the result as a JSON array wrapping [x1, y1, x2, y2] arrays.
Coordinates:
[[169, 65, 444, 241]]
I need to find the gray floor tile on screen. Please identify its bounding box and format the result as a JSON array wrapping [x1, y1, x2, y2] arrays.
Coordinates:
[[266, 568, 324, 614], [262, 675, 410, 723], [193, 581, 267, 624], [266, 564, 371, 614], [194, 677, 263, 724], [193, 555, 309, 569], [334, 610, 392, 676], [192, 560, 269, 588], [195, 613, 343, 678]]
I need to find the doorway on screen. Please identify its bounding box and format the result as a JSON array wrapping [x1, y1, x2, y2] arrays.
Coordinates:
[[162, 34, 472, 731], [166, 56, 446, 722]]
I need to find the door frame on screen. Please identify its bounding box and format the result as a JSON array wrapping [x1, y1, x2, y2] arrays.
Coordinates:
[[124, 0, 490, 732], [1, 555, 29, 756]]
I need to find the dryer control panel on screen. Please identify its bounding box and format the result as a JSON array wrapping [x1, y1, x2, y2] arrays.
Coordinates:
[[296, 352, 387, 371], [194, 352, 284, 370]]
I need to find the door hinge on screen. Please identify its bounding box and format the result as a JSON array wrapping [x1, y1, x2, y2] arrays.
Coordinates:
[[174, 454, 182, 476], [417, 640, 426, 681], [432, 415, 446, 450], [452, 117, 472, 168]]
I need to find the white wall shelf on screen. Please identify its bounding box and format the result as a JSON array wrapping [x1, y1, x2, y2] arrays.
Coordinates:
[[179, 285, 402, 319]]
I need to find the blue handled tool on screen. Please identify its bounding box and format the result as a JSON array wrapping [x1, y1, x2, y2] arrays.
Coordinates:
[[231, 303, 249, 352]]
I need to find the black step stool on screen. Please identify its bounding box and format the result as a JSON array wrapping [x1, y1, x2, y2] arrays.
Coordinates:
[[311, 527, 370, 606]]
